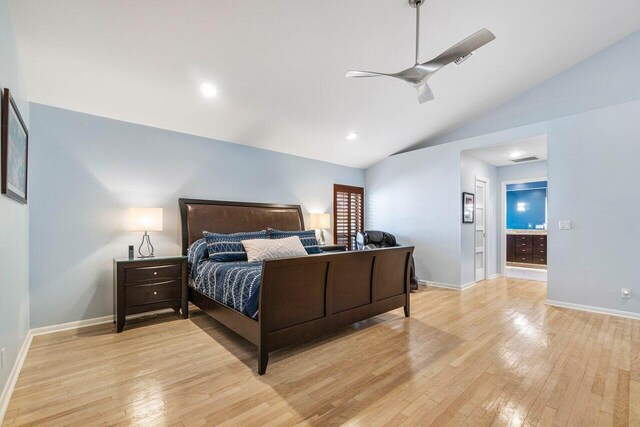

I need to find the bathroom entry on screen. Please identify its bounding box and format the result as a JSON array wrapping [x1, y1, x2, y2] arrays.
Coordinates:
[[503, 179, 548, 281], [461, 134, 548, 283]]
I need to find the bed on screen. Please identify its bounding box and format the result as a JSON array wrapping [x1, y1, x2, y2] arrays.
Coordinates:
[[179, 198, 414, 374]]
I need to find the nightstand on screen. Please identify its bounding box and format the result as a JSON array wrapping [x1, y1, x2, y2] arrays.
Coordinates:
[[113, 256, 188, 332]]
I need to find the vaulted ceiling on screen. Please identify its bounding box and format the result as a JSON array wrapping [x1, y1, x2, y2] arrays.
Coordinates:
[[9, 0, 640, 168]]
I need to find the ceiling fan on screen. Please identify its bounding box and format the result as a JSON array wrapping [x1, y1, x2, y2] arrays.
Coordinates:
[[346, 0, 496, 103]]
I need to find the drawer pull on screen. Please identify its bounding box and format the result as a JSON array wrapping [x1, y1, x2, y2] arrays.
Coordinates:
[[153, 291, 157, 295], [154, 272, 158, 275]]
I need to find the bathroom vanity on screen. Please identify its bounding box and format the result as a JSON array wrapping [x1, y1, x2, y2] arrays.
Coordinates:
[[506, 230, 547, 265]]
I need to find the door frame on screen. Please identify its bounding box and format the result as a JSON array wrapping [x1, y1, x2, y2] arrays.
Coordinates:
[[474, 176, 490, 282], [500, 176, 548, 276]]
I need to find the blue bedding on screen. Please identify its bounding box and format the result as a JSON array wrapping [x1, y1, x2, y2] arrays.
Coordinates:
[[190, 259, 262, 319]]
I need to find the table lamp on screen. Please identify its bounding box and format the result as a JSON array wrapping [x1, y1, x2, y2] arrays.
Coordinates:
[[129, 207, 163, 258], [309, 213, 331, 245]]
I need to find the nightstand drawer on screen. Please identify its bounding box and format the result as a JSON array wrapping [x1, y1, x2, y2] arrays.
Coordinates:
[[126, 264, 182, 283], [126, 280, 181, 306]]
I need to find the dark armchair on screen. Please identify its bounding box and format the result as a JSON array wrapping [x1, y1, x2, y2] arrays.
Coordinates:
[[356, 231, 418, 290]]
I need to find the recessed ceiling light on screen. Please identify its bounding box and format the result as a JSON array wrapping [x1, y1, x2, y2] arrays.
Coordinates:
[[347, 132, 358, 140], [200, 83, 217, 98], [509, 151, 524, 158]]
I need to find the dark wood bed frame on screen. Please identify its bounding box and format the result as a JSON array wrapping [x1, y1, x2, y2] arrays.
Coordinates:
[[179, 198, 414, 374]]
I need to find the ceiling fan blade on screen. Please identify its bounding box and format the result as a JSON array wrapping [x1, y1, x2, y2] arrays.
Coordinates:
[[416, 83, 434, 104], [421, 28, 495, 70], [345, 70, 392, 78]]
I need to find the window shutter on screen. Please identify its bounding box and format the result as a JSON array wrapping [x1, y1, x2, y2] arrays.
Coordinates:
[[333, 184, 364, 250]]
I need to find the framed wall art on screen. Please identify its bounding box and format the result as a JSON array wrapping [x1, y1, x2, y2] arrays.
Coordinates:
[[462, 192, 474, 224], [1, 88, 29, 204]]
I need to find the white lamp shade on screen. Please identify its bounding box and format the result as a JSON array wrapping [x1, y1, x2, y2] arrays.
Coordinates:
[[309, 213, 330, 230], [129, 207, 163, 232]]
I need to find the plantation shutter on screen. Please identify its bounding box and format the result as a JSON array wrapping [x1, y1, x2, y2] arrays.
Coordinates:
[[333, 184, 364, 250]]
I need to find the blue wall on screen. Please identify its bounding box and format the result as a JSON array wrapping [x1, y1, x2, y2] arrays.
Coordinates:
[[0, 0, 31, 408], [28, 104, 365, 327], [506, 186, 547, 229]]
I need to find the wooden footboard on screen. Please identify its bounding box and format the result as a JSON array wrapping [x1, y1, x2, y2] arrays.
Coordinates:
[[257, 246, 414, 374]]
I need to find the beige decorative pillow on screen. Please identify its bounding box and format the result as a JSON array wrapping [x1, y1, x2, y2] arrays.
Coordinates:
[[242, 236, 308, 262]]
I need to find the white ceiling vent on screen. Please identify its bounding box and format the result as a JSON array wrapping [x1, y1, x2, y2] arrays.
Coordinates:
[[510, 156, 540, 163]]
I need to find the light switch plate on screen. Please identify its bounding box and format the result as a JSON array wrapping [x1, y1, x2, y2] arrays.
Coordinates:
[[559, 220, 572, 230]]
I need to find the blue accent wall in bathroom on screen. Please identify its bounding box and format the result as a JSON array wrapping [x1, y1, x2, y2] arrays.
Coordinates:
[[506, 185, 547, 229], [506, 181, 547, 191]]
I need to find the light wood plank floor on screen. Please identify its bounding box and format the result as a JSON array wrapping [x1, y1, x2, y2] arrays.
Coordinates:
[[4, 278, 639, 426]]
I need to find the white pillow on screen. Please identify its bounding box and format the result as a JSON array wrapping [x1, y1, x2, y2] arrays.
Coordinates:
[[242, 236, 308, 262]]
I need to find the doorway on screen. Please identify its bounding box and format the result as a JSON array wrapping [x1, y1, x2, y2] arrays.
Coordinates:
[[502, 178, 548, 281], [462, 134, 548, 284]]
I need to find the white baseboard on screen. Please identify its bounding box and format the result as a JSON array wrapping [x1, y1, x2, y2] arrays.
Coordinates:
[[30, 315, 114, 336], [546, 300, 640, 320], [418, 279, 459, 290], [488, 273, 502, 280], [460, 281, 479, 290], [417, 279, 479, 291], [30, 308, 181, 337], [0, 331, 33, 425]]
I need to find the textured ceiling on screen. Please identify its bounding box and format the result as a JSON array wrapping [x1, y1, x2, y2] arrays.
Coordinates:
[[9, 0, 640, 168]]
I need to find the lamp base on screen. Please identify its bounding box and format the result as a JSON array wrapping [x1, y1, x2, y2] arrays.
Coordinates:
[[318, 229, 326, 245], [138, 231, 155, 258]]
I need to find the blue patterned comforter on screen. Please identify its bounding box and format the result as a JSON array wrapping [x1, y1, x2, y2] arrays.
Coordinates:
[[190, 260, 262, 319]]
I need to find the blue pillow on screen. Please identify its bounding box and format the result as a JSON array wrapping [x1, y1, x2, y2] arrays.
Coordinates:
[[186, 238, 209, 277], [203, 230, 268, 262], [268, 228, 322, 254]]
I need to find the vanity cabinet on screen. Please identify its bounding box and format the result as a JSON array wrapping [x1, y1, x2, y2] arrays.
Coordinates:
[[506, 234, 547, 265]]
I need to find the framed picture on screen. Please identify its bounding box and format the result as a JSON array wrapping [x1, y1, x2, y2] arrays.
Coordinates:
[[1, 88, 29, 204], [462, 192, 474, 223]]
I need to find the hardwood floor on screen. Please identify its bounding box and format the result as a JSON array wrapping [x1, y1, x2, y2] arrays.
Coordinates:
[[4, 278, 639, 426]]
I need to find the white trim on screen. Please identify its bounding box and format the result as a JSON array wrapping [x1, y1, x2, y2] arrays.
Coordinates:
[[0, 331, 33, 424], [30, 315, 114, 336], [30, 308, 181, 336], [418, 280, 460, 290], [418, 279, 480, 291], [488, 273, 502, 280], [546, 300, 640, 320], [461, 281, 480, 290]]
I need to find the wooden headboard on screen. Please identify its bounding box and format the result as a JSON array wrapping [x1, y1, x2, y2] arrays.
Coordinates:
[[179, 198, 305, 254]]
